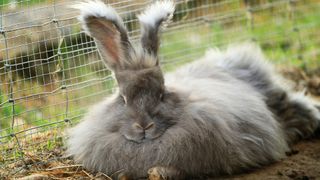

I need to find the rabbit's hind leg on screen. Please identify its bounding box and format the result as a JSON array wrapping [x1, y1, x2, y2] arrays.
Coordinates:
[[267, 89, 320, 144], [213, 43, 320, 144], [148, 166, 186, 180]]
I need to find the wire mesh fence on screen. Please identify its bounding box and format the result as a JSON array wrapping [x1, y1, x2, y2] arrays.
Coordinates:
[[0, 0, 319, 176]]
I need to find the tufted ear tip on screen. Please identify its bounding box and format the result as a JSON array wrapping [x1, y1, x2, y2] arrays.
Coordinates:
[[138, 0, 175, 57], [72, 0, 125, 37], [73, 0, 132, 71], [138, 0, 175, 28]]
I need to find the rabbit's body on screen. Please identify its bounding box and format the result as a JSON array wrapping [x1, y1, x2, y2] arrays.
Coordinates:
[[69, 58, 288, 178], [69, 45, 290, 178], [68, 1, 320, 179], [208, 44, 320, 144]]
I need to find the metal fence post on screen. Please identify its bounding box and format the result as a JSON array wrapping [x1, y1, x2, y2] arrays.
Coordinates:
[[0, 6, 28, 169]]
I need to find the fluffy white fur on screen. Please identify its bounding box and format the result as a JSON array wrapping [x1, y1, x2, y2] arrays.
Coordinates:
[[72, 0, 125, 36], [138, 0, 175, 27]]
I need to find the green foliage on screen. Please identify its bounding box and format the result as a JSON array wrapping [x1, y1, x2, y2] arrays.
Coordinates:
[[0, 0, 47, 6], [0, 90, 25, 129]]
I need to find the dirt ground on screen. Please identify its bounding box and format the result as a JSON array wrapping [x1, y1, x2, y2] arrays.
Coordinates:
[[4, 67, 320, 180], [227, 137, 320, 180]]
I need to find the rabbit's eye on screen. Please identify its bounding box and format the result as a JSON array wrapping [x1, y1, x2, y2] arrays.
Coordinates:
[[120, 95, 127, 104], [160, 93, 164, 101]]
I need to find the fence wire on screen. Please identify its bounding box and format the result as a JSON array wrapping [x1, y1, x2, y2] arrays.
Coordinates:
[[0, 0, 319, 176]]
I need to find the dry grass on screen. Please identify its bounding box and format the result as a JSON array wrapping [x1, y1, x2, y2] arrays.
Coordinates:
[[0, 134, 105, 179]]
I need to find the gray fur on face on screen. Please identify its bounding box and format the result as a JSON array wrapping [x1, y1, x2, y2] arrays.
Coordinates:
[[68, 1, 320, 179]]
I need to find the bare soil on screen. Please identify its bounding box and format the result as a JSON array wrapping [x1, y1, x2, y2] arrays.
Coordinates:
[[226, 137, 320, 180]]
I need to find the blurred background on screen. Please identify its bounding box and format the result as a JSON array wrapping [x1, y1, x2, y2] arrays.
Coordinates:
[[0, 0, 319, 176]]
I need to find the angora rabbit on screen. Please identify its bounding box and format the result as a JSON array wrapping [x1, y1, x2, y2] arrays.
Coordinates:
[[68, 0, 320, 179]]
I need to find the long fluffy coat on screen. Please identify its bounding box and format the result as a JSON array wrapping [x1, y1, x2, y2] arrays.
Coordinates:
[[67, 1, 320, 179]]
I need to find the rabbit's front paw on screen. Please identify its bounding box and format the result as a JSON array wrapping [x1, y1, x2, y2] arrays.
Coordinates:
[[115, 172, 132, 180], [148, 166, 185, 180]]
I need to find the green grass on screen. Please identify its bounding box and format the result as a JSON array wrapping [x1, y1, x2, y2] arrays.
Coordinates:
[[0, 90, 25, 130], [160, 2, 320, 70], [0, 0, 47, 6]]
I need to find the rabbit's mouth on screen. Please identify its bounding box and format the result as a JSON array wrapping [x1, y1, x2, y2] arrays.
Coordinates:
[[122, 131, 164, 144]]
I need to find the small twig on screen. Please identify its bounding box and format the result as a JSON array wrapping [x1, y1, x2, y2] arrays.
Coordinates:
[[96, 172, 113, 180], [50, 176, 70, 180], [45, 164, 83, 171], [82, 170, 94, 179], [74, 165, 82, 174], [110, 169, 125, 178], [44, 152, 54, 159]]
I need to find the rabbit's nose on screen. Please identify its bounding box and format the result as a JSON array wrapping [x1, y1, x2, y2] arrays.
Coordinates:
[[132, 122, 154, 131], [144, 122, 154, 130], [132, 123, 143, 130]]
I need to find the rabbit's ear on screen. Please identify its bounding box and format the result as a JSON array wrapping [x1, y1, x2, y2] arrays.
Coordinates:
[[138, 0, 175, 63], [73, 0, 132, 71]]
